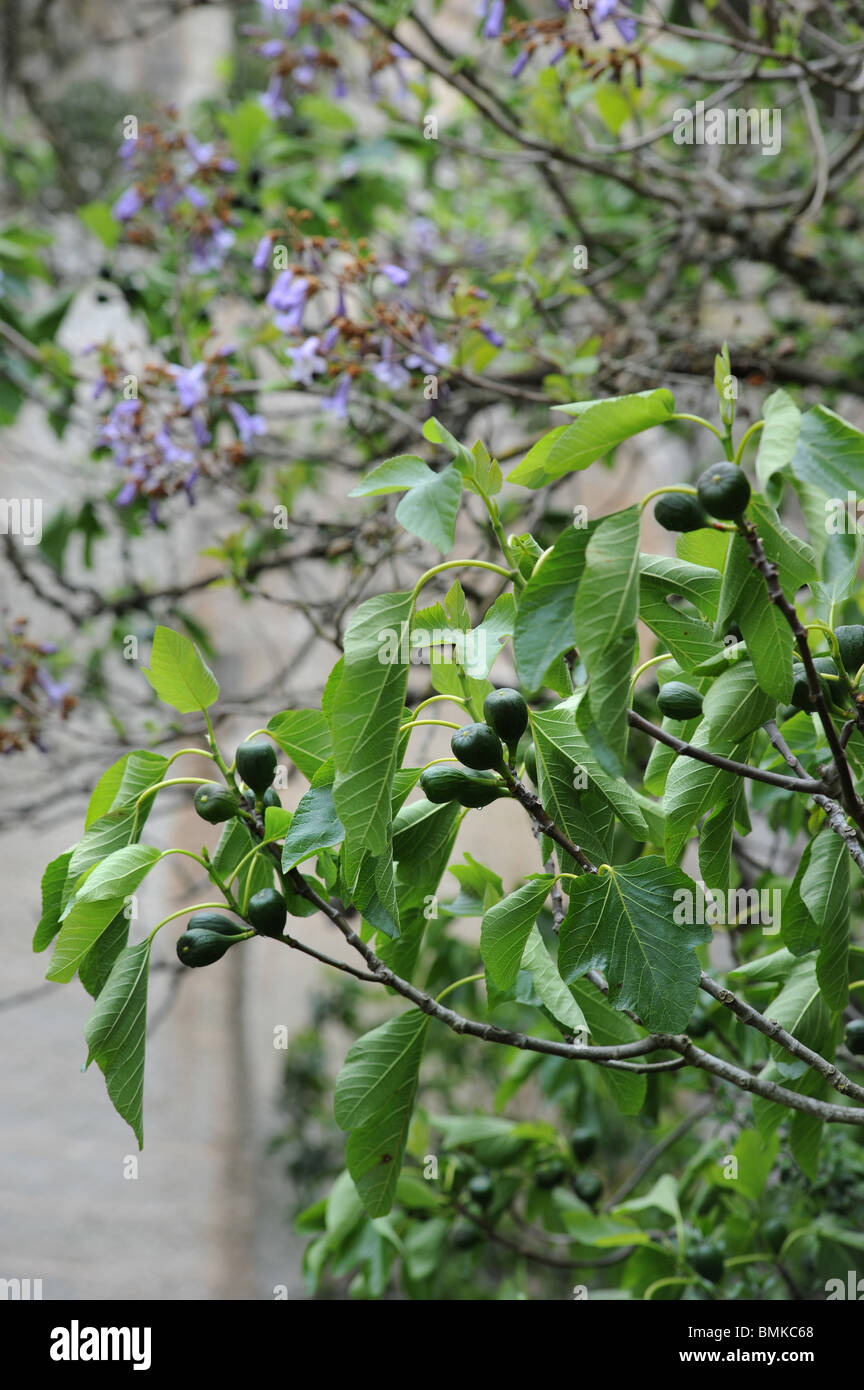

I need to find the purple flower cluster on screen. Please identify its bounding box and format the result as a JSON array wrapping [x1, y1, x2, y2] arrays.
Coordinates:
[[483, 0, 638, 79], [253, 233, 457, 414], [266, 271, 309, 332], [246, 1, 419, 121], [250, 214, 510, 417], [93, 351, 266, 515], [591, 0, 637, 43], [0, 619, 75, 753], [110, 123, 238, 276]]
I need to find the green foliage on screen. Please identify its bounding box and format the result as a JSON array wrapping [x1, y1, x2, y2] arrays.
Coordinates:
[[14, 0, 864, 1299], [31, 296, 864, 1295], [141, 626, 219, 713]]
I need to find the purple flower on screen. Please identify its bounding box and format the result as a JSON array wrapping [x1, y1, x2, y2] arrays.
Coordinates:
[[112, 186, 143, 222], [258, 0, 301, 35], [260, 75, 293, 120], [259, 39, 285, 58], [379, 262, 410, 287], [372, 341, 411, 390], [171, 362, 208, 411], [189, 223, 235, 274], [286, 336, 327, 385], [152, 185, 182, 216], [320, 323, 340, 353], [267, 271, 308, 332], [99, 398, 141, 453], [320, 375, 351, 419], [480, 0, 504, 40], [154, 424, 194, 467], [344, 6, 367, 33], [182, 183, 208, 210], [510, 49, 531, 78], [115, 480, 138, 507], [478, 323, 504, 348], [407, 218, 436, 255], [405, 339, 452, 372], [253, 234, 273, 271], [590, 1, 636, 43], [404, 330, 451, 370], [191, 413, 211, 448], [185, 135, 214, 166], [36, 669, 70, 705], [228, 401, 267, 443]]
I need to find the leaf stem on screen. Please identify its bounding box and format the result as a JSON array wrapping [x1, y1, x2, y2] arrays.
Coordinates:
[[629, 652, 673, 698], [734, 419, 764, 463], [230, 836, 283, 887], [436, 973, 485, 1003], [164, 747, 216, 770], [147, 903, 240, 944], [805, 620, 842, 665], [135, 777, 212, 807], [410, 558, 516, 604], [476, 484, 523, 586], [204, 707, 233, 782], [412, 694, 470, 717], [639, 485, 698, 511], [158, 847, 211, 872], [668, 413, 725, 443], [400, 718, 461, 733]]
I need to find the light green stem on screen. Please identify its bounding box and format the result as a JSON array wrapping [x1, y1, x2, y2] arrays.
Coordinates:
[[135, 777, 211, 809], [230, 837, 282, 887], [640, 485, 698, 511], [164, 747, 217, 770], [477, 485, 523, 586], [158, 847, 211, 873], [400, 718, 461, 733], [734, 419, 764, 463], [410, 559, 515, 604], [412, 695, 470, 717], [436, 973, 485, 1003], [629, 652, 673, 699], [643, 1276, 693, 1301], [668, 413, 725, 443], [806, 622, 846, 678], [147, 902, 235, 944], [204, 707, 233, 782]]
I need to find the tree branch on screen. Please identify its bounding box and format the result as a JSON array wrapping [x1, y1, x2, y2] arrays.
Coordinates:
[[765, 719, 864, 877], [627, 709, 827, 794], [700, 972, 864, 1104], [740, 519, 864, 828], [287, 871, 864, 1126]]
